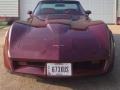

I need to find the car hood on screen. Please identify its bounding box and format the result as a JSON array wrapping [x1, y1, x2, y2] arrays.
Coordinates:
[[9, 23, 109, 62]]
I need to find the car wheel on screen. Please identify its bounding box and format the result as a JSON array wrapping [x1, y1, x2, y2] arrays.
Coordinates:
[[106, 32, 115, 73]]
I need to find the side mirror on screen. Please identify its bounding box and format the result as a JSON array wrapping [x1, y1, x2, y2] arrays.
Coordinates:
[[85, 10, 92, 15], [27, 11, 32, 15]]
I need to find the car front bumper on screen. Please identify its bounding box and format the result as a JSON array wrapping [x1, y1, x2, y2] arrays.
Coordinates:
[[10, 59, 109, 77]]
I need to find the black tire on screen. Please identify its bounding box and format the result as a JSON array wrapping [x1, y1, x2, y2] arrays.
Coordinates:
[[106, 31, 115, 73]]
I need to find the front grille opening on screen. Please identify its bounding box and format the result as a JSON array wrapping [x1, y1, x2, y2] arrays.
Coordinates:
[[13, 61, 46, 69], [73, 60, 105, 71]]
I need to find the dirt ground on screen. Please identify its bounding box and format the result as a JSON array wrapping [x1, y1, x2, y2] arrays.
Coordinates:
[[0, 25, 120, 90]]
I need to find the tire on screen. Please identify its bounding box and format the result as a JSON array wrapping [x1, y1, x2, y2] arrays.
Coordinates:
[[106, 31, 115, 73]]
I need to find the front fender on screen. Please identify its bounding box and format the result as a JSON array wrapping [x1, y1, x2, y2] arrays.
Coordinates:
[[3, 22, 30, 70], [88, 23, 111, 57], [9, 22, 30, 46]]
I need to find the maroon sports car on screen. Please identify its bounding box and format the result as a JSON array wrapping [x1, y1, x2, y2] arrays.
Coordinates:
[[4, 0, 115, 77]]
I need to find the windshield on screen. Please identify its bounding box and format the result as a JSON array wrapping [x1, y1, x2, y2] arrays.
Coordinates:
[[34, 1, 85, 15]]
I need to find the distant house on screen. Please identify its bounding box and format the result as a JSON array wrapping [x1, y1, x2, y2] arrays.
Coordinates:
[[117, 0, 120, 24], [0, 0, 18, 23], [0, 0, 120, 24]]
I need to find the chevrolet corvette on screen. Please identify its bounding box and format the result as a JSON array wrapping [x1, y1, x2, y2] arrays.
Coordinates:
[[3, 0, 115, 77]]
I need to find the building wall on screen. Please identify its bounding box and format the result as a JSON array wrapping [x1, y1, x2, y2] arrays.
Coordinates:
[[79, 0, 116, 24], [0, 0, 18, 17], [20, 0, 40, 20], [117, 0, 120, 24], [118, 0, 120, 17]]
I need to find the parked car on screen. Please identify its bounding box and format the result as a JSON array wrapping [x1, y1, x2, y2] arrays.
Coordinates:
[[4, 0, 115, 77]]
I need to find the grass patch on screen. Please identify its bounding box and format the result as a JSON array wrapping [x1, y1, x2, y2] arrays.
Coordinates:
[[0, 22, 7, 29]]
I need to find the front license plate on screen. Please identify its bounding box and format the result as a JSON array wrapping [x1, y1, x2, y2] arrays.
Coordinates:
[[47, 63, 72, 76]]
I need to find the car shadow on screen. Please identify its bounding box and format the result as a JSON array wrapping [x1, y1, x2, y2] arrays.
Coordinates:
[[36, 34, 120, 90]]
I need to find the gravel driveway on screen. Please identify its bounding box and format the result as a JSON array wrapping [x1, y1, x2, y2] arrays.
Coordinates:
[[0, 25, 120, 90]]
